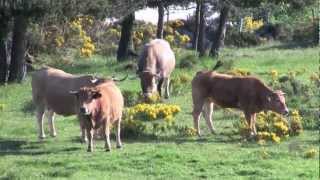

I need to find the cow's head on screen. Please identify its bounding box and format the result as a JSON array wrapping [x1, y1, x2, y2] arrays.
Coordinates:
[[138, 71, 159, 98], [70, 87, 101, 116], [265, 90, 289, 115]]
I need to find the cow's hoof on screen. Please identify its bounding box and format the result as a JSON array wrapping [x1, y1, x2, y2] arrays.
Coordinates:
[[81, 138, 88, 143], [87, 148, 93, 152], [50, 133, 57, 137], [38, 135, 46, 140], [211, 130, 217, 135], [105, 148, 111, 152], [116, 145, 122, 149]]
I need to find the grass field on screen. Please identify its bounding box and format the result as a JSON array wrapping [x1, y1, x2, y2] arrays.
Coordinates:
[[0, 44, 319, 179]]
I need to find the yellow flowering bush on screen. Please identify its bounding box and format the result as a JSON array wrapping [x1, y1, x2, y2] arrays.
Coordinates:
[[234, 110, 303, 143], [226, 68, 251, 76], [170, 74, 192, 95], [289, 110, 303, 136], [310, 72, 320, 87], [270, 69, 279, 82], [165, 35, 175, 45], [244, 16, 264, 32], [124, 103, 181, 134], [126, 103, 181, 121], [304, 148, 318, 158], [54, 36, 64, 47], [175, 126, 197, 137], [177, 34, 191, 46], [69, 16, 95, 58]]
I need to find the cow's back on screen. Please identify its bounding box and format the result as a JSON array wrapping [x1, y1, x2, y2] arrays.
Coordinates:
[[32, 67, 94, 115], [192, 71, 268, 109], [139, 39, 175, 77]]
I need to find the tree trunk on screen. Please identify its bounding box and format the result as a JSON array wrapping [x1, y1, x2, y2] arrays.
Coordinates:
[[156, 3, 164, 39], [210, 5, 230, 57], [0, 16, 9, 85], [192, 0, 201, 50], [198, 1, 206, 57], [117, 13, 135, 61], [8, 14, 28, 83]]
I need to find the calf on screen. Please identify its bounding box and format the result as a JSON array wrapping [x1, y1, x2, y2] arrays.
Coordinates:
[[71, 81, 124, 152], [192, 70, 289, 136]]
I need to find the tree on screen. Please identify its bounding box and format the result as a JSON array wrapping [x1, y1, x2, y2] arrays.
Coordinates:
[[117, 13, 135, 61], [0, 13, 10, 84], [210, 5, 229, 57], [156, 2, 165, 39], [192, 0, 201, 50], [198, 0, 206, 56], [8, 14, 28, 82]]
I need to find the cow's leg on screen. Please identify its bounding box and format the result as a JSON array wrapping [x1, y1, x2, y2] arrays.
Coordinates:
[[252, 113, 257, 135], [192, 100, 204, 136], [203, 101, 216, 134], [79, 118, 87, 143], [157, 78, 164, 97], [104, 122, 111, 152], [86, 127, 93, 152], [36, 107, 46, 139], [116, 118, 122, 149], [47, 110, 57, 137], [244, 111, 256, 136], [164, 77, 170, 99]]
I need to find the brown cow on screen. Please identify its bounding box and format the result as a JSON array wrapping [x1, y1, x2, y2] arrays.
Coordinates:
[[137, 39, 175, 98], [31, 67, 106, 140], [192, 70, 289, 136], [70, 81, 124, 152]]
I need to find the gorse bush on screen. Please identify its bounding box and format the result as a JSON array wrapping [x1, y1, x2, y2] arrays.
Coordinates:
[[243, 16, 264, 32], [122, 103, 181, 135], [234, 110, 303, 143], [170, 74, 192, 95]]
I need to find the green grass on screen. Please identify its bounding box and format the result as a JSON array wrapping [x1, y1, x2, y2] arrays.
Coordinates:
[[0, 44, 319, 179]]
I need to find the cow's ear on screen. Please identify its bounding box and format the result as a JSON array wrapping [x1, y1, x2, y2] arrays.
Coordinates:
[[69, 90, 79, 96], [92, 91, 102, 99]]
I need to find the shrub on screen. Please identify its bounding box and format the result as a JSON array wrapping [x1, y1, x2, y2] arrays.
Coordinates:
[[225, 68, 251, 76], [234, 110, 303, 143], [304, 148, 318, 159], [124, 103, 181, 135], [225, 29, 263, 47], [174, 126, 197, 137], [121, 118, 147, 138], [179, 54, 198, 69], [122, 90, 140, 107], [170, 74, 192, 95]]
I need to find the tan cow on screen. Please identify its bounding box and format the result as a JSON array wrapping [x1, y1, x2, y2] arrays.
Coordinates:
[[192, 70, 289, 136], [70, 81, 124, 152], [31, 67, 105, 140], [137, 39, 175, 98]]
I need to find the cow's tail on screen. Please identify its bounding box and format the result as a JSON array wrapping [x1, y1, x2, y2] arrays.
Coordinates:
[[212, 60, 223, 71]]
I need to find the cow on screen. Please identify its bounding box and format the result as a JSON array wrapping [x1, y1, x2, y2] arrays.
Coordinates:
[[70, 81, 124, 152], [31, 67, 107, 140], [137, 39, 175, 99], [191, 70, 289, 136]]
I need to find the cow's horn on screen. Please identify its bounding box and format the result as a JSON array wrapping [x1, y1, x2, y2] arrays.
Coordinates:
[[69, 90, 79, 95], [90, 78, 98, 84]]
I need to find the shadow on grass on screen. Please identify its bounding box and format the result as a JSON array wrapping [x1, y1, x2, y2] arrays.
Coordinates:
[[0, 138, 80, 156], [21, 100, 35, 114]]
